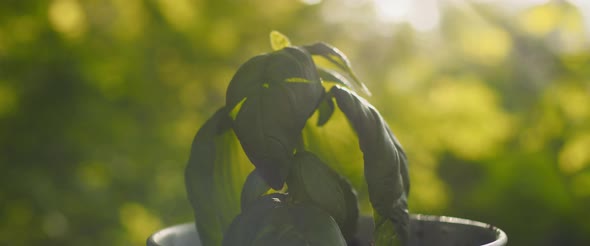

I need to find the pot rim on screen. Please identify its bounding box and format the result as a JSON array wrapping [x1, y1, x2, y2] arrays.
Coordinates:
[[148, 214, 507, 246], [410, 214, 507, 246]]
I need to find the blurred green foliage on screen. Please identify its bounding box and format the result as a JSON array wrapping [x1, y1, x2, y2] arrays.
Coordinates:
[[1, 0, 589, 245]]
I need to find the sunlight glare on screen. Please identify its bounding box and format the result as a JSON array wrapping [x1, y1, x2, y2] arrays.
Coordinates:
[[373, 0, 440, 31], [301, 0, 322, 5], [375, 0, 411, 22], [409, 0, 440, 31]]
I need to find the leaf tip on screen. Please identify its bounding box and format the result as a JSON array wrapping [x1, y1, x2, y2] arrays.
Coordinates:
[[269, 30, 291, 51]]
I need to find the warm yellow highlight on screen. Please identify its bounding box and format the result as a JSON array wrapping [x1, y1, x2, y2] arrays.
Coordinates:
[[111, 0, 145, 41], [48, 0, 86, 39], [328, 54, 346, 67], [519, 4, 561, 36], [410, 165, 449, 211], [229, 97, 247, 120], [457, 24, 512, 65], [520, 4, 586, 52], [312, 55, 341, 71], [208, 20, 238, 56], [427, 76, 513, 159], [559, 133, 590, 174], [270, 30, 291, 51], [119, 203, 162, 245], [285, 77, 311, 83], [555, 83, 590, 121], [156, 0, 199, 32]]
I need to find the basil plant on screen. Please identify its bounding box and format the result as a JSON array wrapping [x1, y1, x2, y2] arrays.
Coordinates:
[[185, 32, 409, 246]]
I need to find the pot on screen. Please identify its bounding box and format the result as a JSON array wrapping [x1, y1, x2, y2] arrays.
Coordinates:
[[147, 214, 507, 246]]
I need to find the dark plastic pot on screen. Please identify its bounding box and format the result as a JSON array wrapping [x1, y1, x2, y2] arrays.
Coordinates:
[[147, 214, 507, 246]]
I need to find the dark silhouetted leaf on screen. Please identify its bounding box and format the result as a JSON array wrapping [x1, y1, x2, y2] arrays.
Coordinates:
[[317, 67, 355, 89], [240, 169, 271, 211], [338, 174, 360, 242], [185, 107, 253, 246], [287, 151, 359, 242], [303, 42, 371, 95], [224, 198, 346, 246], [223, 193, 287, 246], [316, 90, 335, 126], [287, 151, 359, 239], [256, 205, 346, 246], [226, 46, 324, 190], [330, 85, 409, 245]]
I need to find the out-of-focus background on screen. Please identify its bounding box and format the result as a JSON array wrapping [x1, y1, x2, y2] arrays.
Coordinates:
[[1, 0, 589, 245]]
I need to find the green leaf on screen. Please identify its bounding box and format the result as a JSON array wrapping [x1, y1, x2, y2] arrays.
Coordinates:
[[267, 204, 347, 246], [269, 30, 291, 51], [241, 169, 271, 211], [226, 46, 324, 190], [330, 85, 409, 245], [373, 212, 403, 246], [224, 197, 346, 246], [256, 204, 347, 246], [317, 67, 355, 89], [185, 107, 254, 246], [287, 151, 359, 242], [223, 193, 287, 246], [301, 107, 367, 212], [302, 42, 371, 96], [316, 91, 335, 126], [338, 174, 361, 242]]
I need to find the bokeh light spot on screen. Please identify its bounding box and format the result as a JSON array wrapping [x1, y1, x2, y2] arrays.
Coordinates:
[[42, 211, 69, 238], [119, 203, 162, 245], [77, 161, 111, 190], [427, 76, 514, 159], [559, 132, 590, 174], [156, 0, 200, 32], [111, 0, 146, 41], [555, 83, 590, 121], [519, 3, 561, 36], [48, 0, 87, 39], [456, 23, 512, 65], [410, 165, 449, 211], [208, 20, 238, 56]]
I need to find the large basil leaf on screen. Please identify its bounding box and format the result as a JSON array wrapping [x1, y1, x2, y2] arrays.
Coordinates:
[[223, 193, 287, 246], [302, 42, 371, 95], [316, 90, 335, 126], [259, 204, 347, 246], [240, 169, 270, 211], [224, 196, 346, 246], [316, 67, 356, 91], [185, 108, 254, 246], [330, 85, 410, 245], [286, 151, 359, 241], [301, 107, 368, 211], [226, 46, 324, 190]]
